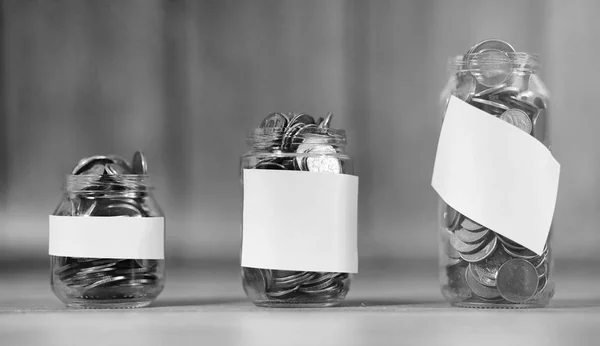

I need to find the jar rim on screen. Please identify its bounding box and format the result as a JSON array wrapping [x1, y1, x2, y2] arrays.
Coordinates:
[[448, 52, 541, 73], [246, 126, 347, 149], [64, 174, 154, 192]]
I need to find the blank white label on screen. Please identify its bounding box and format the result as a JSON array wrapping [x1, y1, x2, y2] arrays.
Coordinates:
[[49, 216, 165, 259], [432, 96, 560, 255], [242, 169, 359, 273]]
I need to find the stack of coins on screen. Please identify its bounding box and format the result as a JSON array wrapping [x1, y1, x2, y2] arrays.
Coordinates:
[[441, 39, 552, 305], [251, 112, 346, 174], [243, 112, 350, 303], [242, 268, 350, 301], [443, 209, 549, 304], [52, 151, 161, 300]]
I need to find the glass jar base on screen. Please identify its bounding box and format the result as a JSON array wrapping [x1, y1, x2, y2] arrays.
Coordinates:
[[65, 298, 154, 309], [451, 301, 548, 309], [252, 299, 344, 308]]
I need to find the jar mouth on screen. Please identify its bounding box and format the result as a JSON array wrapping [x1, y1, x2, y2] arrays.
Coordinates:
[[448, 52, 540, 73], [247, 127, 347, 151], [65, 174, 154, 192]]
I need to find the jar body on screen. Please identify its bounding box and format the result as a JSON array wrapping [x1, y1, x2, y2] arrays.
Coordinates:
[[438, 52, 554, 308], [50, 180, 165, 309], [241, 124, 354, 308]]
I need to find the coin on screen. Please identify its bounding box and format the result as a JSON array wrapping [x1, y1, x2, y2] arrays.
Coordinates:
[[449, 232, 489, 254], [442, 204, 460, 230], [473, 83, 507, 98], [502, 244, 539, 260], [304, 146, 341, 173], [466, 265, 501, 299], [456, 228, 490, 244], [318, 113, 333, 128], [453, 74, 477, 102], [72, 156, 115, 175], [499, 108, 532, 134], [469, 49, 512, 87], [288, 113, 315, 127], [467, 38, 515, 55], [132, 151, 148, 175], [459, 235, 498, 263], [460, 218, 485, 232], [260, 112, 289, 128], [496, 259, 539, 303], [471, 97, 510, 111], [468, 263, 496, 287]]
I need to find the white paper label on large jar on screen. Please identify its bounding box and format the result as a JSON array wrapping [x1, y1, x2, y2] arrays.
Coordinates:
[[432, 96, 560, 255], [242, 169, 359, 273], [49, 216, 165, 259]]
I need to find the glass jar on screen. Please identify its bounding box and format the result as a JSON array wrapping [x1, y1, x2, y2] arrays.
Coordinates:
[[438, 40, 554, 308], [50, 155, 165, 309], [240, 112, 358, 308]]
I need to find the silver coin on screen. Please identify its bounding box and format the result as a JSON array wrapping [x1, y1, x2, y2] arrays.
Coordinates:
[[288, 113, 315, 128], [132, 151, 148, 175], [304, 146, 341, 174], [267, 286, 299, 298], [260, 112, 289, 129], [459, 236, 498, 263], [499, 108, 532, 134], [104, 163, 127, 176], [442, 204, 461, 230], [452, 74, 477, 102], [471, 97, 510, 111], [497, 235, 526, 250], [318, 113, 333, 128], [460, 218, 485, 232], [465, 265, 501, 299], [456, 228, 490, 244], [496, 259, 539, 303], [84, 275, 128, 290], [469, 49, 513, 87], [94, 203, 143, 217], [467, 39, 515, 55], [468, 263, 497, 287], [72, 156, 115, 175], [473, 83, 507, 98], [502, 244, 539, 260], [242, 267, 267, 293], [449, 232, 489, 254]]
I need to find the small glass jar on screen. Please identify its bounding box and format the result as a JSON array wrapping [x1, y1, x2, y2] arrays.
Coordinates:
[[50, 174, 165, 309], [438, 41, 554, 308], [240, 112, 355, 308]]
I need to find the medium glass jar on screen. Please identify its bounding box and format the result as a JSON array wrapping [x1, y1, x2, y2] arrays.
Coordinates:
[[50, 154, 165, 309], [438, 40, 554, 308], [240, 112, 357, 308]]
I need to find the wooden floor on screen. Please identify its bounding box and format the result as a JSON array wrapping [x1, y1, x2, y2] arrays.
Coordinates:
[[1, 260, 600, 346]]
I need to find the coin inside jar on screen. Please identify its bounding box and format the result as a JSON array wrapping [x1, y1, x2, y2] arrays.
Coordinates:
[[499, 108, 532, 134], [496, 259, 539, 303], [468, 49, 513, 88]]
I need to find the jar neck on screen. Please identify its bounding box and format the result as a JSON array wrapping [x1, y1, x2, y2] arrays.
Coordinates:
[[247, 127, 347, 154], [65, 175, 154, 195], [449, 52, 540, 75]]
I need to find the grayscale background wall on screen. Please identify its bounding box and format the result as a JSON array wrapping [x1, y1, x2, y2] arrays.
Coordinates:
[[0, 0, 597, 265]]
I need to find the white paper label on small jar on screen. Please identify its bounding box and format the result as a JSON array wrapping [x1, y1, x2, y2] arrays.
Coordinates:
[[242, 169, 359, 273], [49, 216, 165, 259], [432, 96, 560, 255]]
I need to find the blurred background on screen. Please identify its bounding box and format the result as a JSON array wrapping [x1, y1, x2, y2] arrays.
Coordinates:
[[0, 0, 598, 267]]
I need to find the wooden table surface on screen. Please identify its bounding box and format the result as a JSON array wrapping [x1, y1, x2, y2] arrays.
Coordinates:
[[1, 260, 600, 346]]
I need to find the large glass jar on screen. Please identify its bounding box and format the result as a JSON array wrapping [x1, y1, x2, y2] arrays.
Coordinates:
[[50, 153, 165, 309], [438, 40, 554, 308], [240, 112, 358, 308]]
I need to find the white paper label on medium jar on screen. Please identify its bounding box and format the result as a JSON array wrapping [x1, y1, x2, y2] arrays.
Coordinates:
[[49, 216, 165, 259], [432, 96, 560, 255], [242, 169, 359, 273]]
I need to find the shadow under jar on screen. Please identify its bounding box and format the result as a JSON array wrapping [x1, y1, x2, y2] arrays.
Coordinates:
[[240, 112, 355, 308], [438, 40, 553, 308], [50, 174, 165, 309]]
